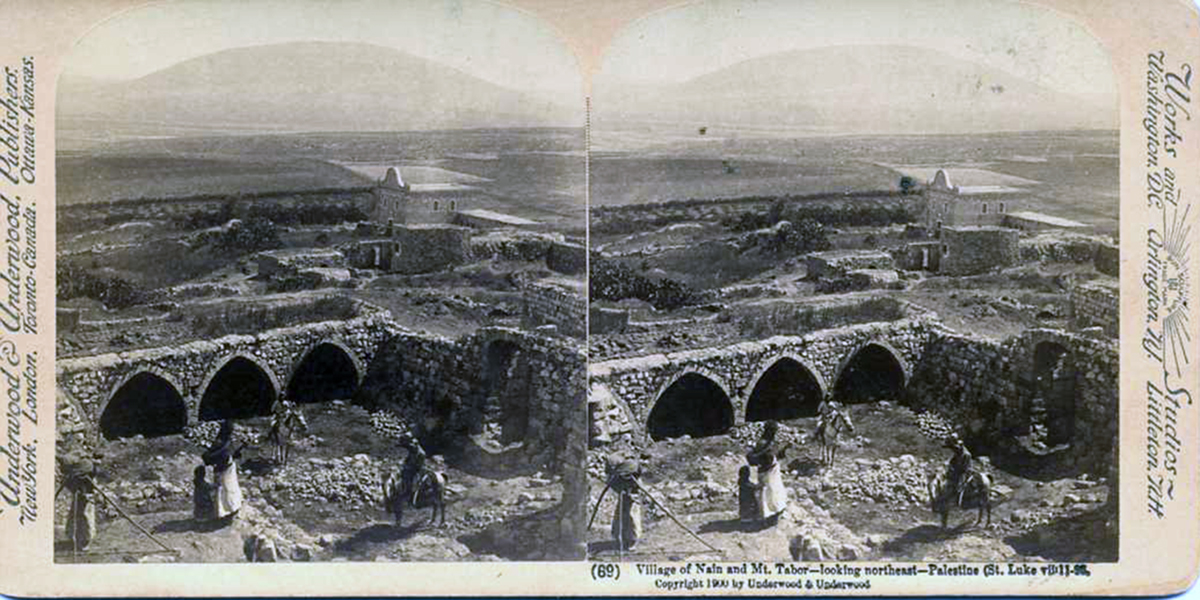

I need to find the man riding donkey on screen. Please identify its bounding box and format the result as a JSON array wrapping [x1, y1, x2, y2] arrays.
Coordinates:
[[381, 430, 447, 527], [929, 432, 993, 528]]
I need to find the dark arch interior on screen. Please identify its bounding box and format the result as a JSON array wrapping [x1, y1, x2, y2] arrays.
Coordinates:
[[100, 372, 188, 440], [199, 357, 277, 421], [833, 344, 906, 404], [481, 340, 530, 444], [1032, 342, 1076, 446], [746, 358, 824, 422], [647, 373, 735, 441], [287, 343, 359, 404]]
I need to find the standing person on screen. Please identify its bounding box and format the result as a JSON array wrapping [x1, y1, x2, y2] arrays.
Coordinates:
[[202, 420, 244, 524], [746, 421, 788, 525], [61, 453, 100, 552], [736, 465, 762, 525], [192, 465, 215, 523], [608, 458, 644, 551]]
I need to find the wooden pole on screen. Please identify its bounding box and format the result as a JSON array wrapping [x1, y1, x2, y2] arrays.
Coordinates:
[[90, 483, 177, 555], [632, 478, 723, 555]]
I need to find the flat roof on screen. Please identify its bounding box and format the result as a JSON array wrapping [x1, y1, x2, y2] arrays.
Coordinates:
[[409, 183, 478, 193], [953, 185, 1025, 195], [1007, 211, 1088, 228], [456, 208, 541, 226]]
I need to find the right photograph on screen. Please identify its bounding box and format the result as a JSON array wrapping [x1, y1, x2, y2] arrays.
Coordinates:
[[587, 0, 1119, 563]]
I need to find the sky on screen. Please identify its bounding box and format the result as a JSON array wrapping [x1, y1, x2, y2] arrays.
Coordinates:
[[61, 0, 584, 107], [596, 0, 1117, 100]]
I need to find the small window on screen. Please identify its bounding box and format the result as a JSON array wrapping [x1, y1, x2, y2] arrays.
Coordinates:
[[999, 202, 1005, 213], [451, 200, 457, 211], [942, 244, 949, 255], [433, 201, 439, 211], [982, 203, 988, 214]]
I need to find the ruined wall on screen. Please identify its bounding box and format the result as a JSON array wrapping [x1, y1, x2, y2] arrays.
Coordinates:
[[805, 250, 894, 278], [592, 317, 1118, 476], [588, 318, 934, 441], [588, 306, 629, 335], [521, 280, 586, 338], [906, 326, 1118, 475], [940, 226, 1020, 275], [1070, 280, 1120, 337], [591, 192, 922, 233], [546, 241, 586, 275], [344, 225, 472, 274], [56, 313, 401, 435]]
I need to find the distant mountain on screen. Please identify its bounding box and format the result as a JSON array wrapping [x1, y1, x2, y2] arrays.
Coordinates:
[[594, 45, 1116, 135], [57, 41, 580, 137]]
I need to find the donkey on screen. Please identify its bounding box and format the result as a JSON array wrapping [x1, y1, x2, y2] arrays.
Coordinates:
[[814, 403, 855, 466], [381, 466, 448, 528], [267, 400, 308, 466], [927, 469, 993, 529]]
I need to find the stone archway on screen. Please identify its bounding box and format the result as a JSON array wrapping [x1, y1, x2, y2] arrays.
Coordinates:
[[745, 357, 825, 422], [99, 372, 188, 440], [199, 356, 278, 421], [647, 372, 735, 441], [287, 341, 361, 404], [833, 342, 907, 404], [1032, 341, 1076, 446]]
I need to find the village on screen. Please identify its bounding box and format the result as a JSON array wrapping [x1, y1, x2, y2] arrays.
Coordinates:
[[55, 154, 588, 562], [588, 155, 1120, 563]]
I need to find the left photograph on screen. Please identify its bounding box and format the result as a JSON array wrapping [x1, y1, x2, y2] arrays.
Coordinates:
[[54, 0, 587, 563]]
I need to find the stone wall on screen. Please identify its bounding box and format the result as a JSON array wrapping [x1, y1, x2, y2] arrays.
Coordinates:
[[940, 226, 1020, 275], [1094, 241, 1119, 276], [591, 318, 1118, 476], [805, 250, 894, 278], [56, 313, 401, 435], [546, 241, 586, 275], [905, 326, 1118, 476], [343, 225, 472, 274], [591, 192, 922, 233], [1070, 279, 1119, 337], [256, 249, 345, 278], [521, 280, 586, 338], [588, 306, 629, 335], [358, 326, 587, 557], [57, 188, 374, 235], [588, 318, 934, 441]]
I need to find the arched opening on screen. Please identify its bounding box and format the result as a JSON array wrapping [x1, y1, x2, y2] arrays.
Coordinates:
[[480, 339, 531, 445], [199, 357, 277, 421], [647, 373, 734, 441], [99, 372, 188, 440], [745, 358, 823, 422], [1031, 341, 1076, 447], [286, 343, 360, 404], [833, 343, 906, 404]]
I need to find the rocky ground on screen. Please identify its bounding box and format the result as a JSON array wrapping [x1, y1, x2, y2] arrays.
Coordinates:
[[55, 401, 569, 563], [588, 402, 1115, 563]]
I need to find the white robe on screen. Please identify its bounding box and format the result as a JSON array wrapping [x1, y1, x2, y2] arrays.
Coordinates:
[[758, 462, 788, 519], [215, 464, 243, 518]]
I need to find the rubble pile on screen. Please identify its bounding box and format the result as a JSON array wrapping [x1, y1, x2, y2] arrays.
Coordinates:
[[264, 455, 389, 505], [915, 411, 957, 442], [819, 455, 933, 506]]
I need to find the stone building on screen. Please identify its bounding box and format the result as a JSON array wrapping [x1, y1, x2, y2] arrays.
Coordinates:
[[938, 226, 1020, 275], [924, 169, 1023, 230], [343, 224, 472, 274], [371, 167, 474, 225]]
